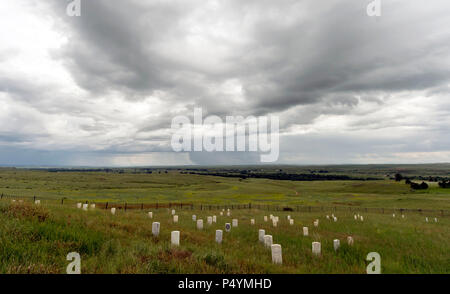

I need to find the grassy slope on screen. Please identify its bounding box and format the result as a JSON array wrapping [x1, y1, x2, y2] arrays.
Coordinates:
[[0, 201, 448, 274], [1, 169, 449, 210], [0, 169, 448, 273]]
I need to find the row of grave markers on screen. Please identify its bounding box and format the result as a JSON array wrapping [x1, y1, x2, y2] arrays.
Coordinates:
[[146, 210, 356, 264], [63, 202, 443, 225], [14, 199, 442, 223], [27, 200, 360, 265], [141, 210, 440, 265], [263, 213, 352, 261], [22, 201, 442, 265], [258, 227, 355, 264], [17, 200, 442, 224]]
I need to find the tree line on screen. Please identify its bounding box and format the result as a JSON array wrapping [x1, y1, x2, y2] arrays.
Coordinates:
[[395, 173, 450, 190]]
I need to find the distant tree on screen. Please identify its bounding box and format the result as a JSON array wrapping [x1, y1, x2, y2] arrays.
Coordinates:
[[405, 179, 411, 184], [395, 173, 403, 182], [410, 181, 429, 190], [438, 180, 450, 188]]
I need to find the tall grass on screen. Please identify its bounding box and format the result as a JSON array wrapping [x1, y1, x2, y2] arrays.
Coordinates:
[[0, 200, 448, 273]]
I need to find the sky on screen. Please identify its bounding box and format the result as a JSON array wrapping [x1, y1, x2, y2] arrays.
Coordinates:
[[0, 0, 449, 166]]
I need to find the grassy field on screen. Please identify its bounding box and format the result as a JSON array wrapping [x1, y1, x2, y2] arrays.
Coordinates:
[[0, 168, 449, 274], [1, 168, 450, 210], [0, 200, 448, 274]]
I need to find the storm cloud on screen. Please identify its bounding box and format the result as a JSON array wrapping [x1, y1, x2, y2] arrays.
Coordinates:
[[0, 0, 449, 166]]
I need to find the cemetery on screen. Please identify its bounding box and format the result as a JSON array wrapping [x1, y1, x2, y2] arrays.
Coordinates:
[[0, 168, 448, 273], [0, 198, 448, 274]]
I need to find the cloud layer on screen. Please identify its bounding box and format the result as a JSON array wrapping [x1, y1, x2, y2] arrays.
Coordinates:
[[0, 0, 449, 166]]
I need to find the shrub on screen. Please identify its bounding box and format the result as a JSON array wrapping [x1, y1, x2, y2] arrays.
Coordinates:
[[410, 181, 428, 190]]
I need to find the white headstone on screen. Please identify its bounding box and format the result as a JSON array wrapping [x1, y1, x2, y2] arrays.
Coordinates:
[[274, 216, 279, 222], [434, 218, 438, 222], [264, 216, 268, 222], [333, 217, 337, 222], [333, 239, 340, 251], [148, 212, 153, 218], [326, 215, 330, 219], [197, 219, 203, 230], [425, 217, 428, 222], [271, 244, 282, 264], [152, 222, 160, 236], [90, 204, 95, 209], [272, 219, 277, 227], [314, 219, 319, 227], [270, 214, 273, 220], [82, 204, 88, 211], [264, 235, 273, 248], [354, 215, 357, 220], [303, 227, 309, 236], [35, 200, 41, 205], [289, 219, 294, 225], [251, 219, 255, 225], [220, 212, 223, 216], [232, 219, 238, 227], [312, 242, 321, 255], [173, 215, 179, 223], [259, 229, 265, 242], [347, 236, 354, 246], [360, 216, 364, 221], [402, 215, 405, 219], [287, 215, 291, 220], [77, 203, 82, 209], [192, 215, 196, 221], [207, 216, 213, 225], [213, 215, 217, 223], [171, 231, 180, 246], [171, 209, 176, 215], [227, 211, 231, 217], [111, 208, 116, 215], [393, 213, 395, 218], [332, 214, 335, 218], [225, 223, 231, 232], [216, 230, 223, 244]]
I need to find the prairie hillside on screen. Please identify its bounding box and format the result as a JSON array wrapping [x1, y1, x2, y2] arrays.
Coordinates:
[[0, 165, 449, 273], [0, 166, 449, 210]]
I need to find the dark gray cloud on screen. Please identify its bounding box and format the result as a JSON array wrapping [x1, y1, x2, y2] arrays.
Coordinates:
[[45, 1, 450, 114], [0, 0, 449, 165]]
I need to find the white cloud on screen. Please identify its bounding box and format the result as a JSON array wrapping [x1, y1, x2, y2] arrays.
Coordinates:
[[0, 0, 449, 165]]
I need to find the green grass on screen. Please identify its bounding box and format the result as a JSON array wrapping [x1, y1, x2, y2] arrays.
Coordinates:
[[1, 169, 449, 210], [0, 168, 449, 273], [0, 200, 448, 274]]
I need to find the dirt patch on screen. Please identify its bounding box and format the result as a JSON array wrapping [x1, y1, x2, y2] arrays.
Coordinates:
[[158, 248, 192, 262], [5, 203, 49, 222]]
